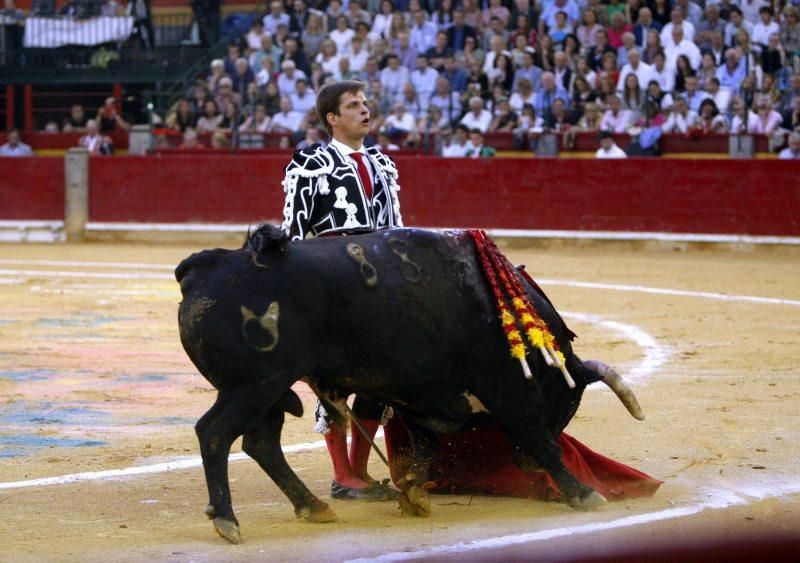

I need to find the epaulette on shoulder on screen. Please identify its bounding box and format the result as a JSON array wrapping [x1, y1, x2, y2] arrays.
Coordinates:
[[366, 146, 398, 179], [285, 143, 333, 177]]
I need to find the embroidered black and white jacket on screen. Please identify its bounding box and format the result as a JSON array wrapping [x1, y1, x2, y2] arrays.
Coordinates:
[[280, 142, 403, 240]]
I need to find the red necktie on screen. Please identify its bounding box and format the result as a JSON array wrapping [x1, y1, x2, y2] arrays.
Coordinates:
[[350, 152, 373, 200]]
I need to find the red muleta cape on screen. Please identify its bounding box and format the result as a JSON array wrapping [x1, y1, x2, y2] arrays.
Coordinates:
[[384, 417, 662, 501]]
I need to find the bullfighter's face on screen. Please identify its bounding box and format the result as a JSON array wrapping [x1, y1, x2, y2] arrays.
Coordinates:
[[330, 90, 370, 146]]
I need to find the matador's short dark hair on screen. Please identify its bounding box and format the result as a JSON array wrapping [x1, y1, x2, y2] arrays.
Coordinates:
[[315, 80, 367, 136]]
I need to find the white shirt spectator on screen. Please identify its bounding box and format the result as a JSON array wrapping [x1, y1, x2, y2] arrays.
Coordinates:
[[256, 67, 272, 87], [730, 110, 759, 133], [712, 87, 733, 114], [329, 27, 355, 55], [277, 69, 308, 96], [316, 53, 342, 75], [410, 21, 438, 54], [410, 67, 439, 106], [778, 147, 800, 159], [442, 140, 471, 157], [599, 109, 633, 133], [665, 38, 702, 71], [384, 110, 418, 133], [269, 110, 304, 133], [751, 20, 779, 50], [651, 63, 676, 92], [616, 61, 655, 92], [460, 109, 493, 132], [348, 48, 369, 72], [380, 65, 410, 104], [662, 109, 699, 132], [660, 21, 696, 49], [724, 20, 753, 47], [681, 89, 712, 113], [741, 0, 769, 23], [263, 12, 290, 35], [290, 91, 317, 115], [509, 91, 536, 112], [595, 142, 628, 158]]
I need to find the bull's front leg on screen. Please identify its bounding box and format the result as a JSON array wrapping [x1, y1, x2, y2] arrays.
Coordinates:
[[394, 417, 438, 518], [195, 385, 277, 544], [242, 408, 337, 524]]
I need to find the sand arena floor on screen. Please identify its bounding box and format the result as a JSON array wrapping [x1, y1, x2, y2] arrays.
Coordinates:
[[0, 238, 799, 560]]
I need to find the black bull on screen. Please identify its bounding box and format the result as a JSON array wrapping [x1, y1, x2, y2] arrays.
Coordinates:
[[176, 225, 645, 544]]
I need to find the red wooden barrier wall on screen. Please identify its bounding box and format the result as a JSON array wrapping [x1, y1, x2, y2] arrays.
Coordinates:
[[0, 157, 64, 220], [87, 155, 800, 236], [2, 155, 798, 236]]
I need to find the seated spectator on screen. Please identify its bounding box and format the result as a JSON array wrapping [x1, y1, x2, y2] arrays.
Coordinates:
[[441, 123, 471, 157], [650, 50, 675, 93], [380, 54, 409, 105], [219, 103, 243, 131], [250, 34, 283, 75], [487, 53, 514, 93], [482, 0, 511, 29], [429, 76, 463, 125], [634, 8, 662, 51], [78, 119, 112, 155], [661, 97, 699, 133], [330, 14, 355, 55], [706, 78, 731, 115], [262, 82, 281, 116], [620, 73, 647, 119], [290, 79, 317, 115], [232, 57, 255, 101], [673, 54, 695, 93], [424, 30, 455, 71], [211, 130, 229, 149], [215, 77, 242, 116], [563, 101, 602, 148], [488, 96, 519, 132], [457, 35, 485, 69], [681, 76, 711, 113], [316, 39, 342, 76], [778, 132, 800, 159], [600, 94, 633, 132], [607, 13, 633, 50], [296, 127, 324, 150], [417, 105, 448, 139], [245, 20, 267, 53], [269, 96, 304, 133], [465, 62, 490, 100], [240, 103, 272, 133], [277, 59, 308, 97], [464, 128, 496, 158], [577, 8, 602, 51], [549, 11, 574, 44], [255, 56, 274, 89], [410, 55, 439, 111], [96, 97, 130, 133], [760, 73, 782, 108], [642, 29, 662, 65], [43, 121, 60, 133], [665, 26, 701, 74], [696, 53, 718, 92], [395, 31, 419, 72], [572, 75, 598, 115], [0, 128, 33, 157], [207, 59, 229, 94], [460, 96, 493, 132], [615, 32, 637, 67], [447, 9, 478, 52], [533, 72, 571, 123], [784, 97, 800, 134], [62, 103, 89, 133], [375, 130, 401, 151], [179, 128, 203, 149], [751, 96, 784, 136], [512, 103, 545, 148], [616, 48, 654, 92], [646, 80, 674, 112], [263, 0, 290, 35], [509, 78, 537, 113], [399, 82, 423, 118], [197, 100, 223, 133], [729, 96, 758, 133], [166, 98, 197, 132], [546, 98, 574, 132], [694, 99, 728, 133], [780, 6, 800, 56], [752, 7, 779, 53], [347, 37, 369, 72], [695, 4, 724, 52], [716, 48, 746, 95], [588, 29, 615, 72], [595, 130, 627, 158], [384, 102, 418, 135]]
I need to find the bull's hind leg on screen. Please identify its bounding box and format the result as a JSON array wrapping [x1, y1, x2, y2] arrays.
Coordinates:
[[470, 376, 606, 510], [195, 384, 281, 544], [242, 408, 337, 524], [394, 417, 438, 517]]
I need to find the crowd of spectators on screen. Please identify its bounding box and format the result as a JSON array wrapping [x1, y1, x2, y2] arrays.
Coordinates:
[[155, 0, 800, 156]]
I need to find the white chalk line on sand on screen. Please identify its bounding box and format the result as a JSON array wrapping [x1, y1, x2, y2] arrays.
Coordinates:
[[0, 314, 659, 492], [0, 269, 174, 281], [539, 278, 800, 307], [0, 259, 174, 270], [348, 481, 800, 563]]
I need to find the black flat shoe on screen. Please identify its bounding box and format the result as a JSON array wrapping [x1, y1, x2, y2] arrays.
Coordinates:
[[330, 480, 398, 501]]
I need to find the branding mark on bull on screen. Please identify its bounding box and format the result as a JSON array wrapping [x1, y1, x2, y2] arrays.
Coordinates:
[[240, 302, 280, 352], [345, 243, 378, 287], [388, 237, 421, 283]]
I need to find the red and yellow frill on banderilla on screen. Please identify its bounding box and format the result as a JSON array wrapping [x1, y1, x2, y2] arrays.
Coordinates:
[[468, 230, 575, 388]]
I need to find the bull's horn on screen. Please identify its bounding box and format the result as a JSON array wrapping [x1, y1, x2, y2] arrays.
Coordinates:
[[583, 360, 645, 421]]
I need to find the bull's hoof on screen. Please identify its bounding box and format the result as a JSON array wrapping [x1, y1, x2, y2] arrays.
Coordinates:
[[398, 484, 431, 517], [213, 517, 241, 544], [568, 491, 607, 511], [298, 504, 338, 523]]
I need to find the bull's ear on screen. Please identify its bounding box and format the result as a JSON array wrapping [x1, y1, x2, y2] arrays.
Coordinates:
[[248, 224, 289, 254], [274, 389, 304, 417]]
